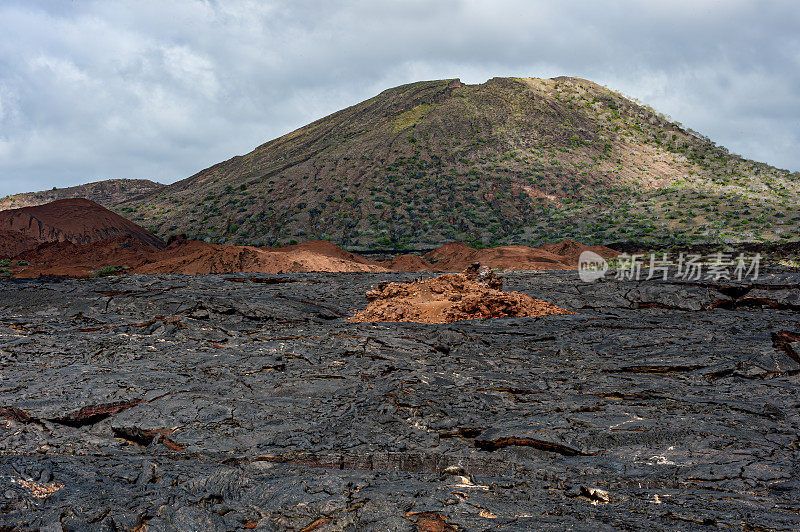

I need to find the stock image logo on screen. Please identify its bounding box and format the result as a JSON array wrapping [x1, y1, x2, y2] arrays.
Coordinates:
[[578, 251, 609, 282], [578, 251, 761, 282]]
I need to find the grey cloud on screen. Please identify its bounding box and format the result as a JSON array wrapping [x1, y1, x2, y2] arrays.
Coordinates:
[[0, 0, 798, 197]]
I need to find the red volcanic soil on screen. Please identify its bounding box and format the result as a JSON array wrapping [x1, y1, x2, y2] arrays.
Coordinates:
[[0, 200, 618, 277], [0, 230, 40, 259], [13, 237, 155, 278], [424, 242, 567, 271], [135, 238, 387, 275], [273, 240, 377, 266], [423, 240, 618, 271], [12, 237, 388, 278], [538, 238, 619, 266], [349, 266, 574, 324], [378, 254, 440, 272], [376, 239, 620, 272], [0, 198, 164, 249], [6, 237, 619, 278]]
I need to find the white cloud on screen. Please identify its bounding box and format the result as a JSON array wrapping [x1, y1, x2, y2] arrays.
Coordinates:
[[0, 0, 797, 196], [162, 46, 219, 100]]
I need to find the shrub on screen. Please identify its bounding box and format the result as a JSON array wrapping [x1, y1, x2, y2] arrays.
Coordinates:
[[95, 265, 128, 277]]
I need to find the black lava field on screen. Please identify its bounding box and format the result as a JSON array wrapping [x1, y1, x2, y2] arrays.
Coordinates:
[[1, 270, 799, 530]]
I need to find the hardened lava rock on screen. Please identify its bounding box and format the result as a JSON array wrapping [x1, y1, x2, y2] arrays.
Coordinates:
[[0, 269, 799, 530]]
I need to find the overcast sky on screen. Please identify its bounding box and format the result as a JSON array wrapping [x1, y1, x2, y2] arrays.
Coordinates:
[[0, 0, 798, 197]]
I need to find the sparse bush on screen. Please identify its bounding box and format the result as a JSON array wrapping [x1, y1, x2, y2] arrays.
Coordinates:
[[95, 265, 128, 277]]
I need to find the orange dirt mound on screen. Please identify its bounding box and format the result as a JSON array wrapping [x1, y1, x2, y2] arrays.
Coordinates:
[[0, 198, 164, 249], [134, 238, 387, 275], [379, 254, 440, 272], [349, 267, 574, 324], [8, 236, 388, 278], [273, 240, 376, 265], [423, 240, 618, 270], [538, 238, 619, 266], [424, 242, 568, 271]]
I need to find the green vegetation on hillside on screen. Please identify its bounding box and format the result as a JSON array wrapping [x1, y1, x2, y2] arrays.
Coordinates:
[[113, 77, 799, 249]]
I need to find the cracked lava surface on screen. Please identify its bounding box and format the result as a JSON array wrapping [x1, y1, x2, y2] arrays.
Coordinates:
[[1, 269, 799, 530]]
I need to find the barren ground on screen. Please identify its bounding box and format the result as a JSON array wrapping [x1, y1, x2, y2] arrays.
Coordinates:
[[1, 270, 799, 530]]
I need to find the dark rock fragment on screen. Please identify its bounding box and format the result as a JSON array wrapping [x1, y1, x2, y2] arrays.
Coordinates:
[[772, 330, 800, 364], [474, 431, 591, 456], [0, 406, 30, 423], [462, 262, 503, 290]]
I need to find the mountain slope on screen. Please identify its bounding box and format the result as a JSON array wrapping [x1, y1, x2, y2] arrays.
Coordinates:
[[0, 179, 165, 211], [115, 77, 799, 248], [0, 198, 165, 250]]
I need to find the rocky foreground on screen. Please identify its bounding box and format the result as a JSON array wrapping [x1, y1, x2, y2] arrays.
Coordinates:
[[1, 270, 799, 530]]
